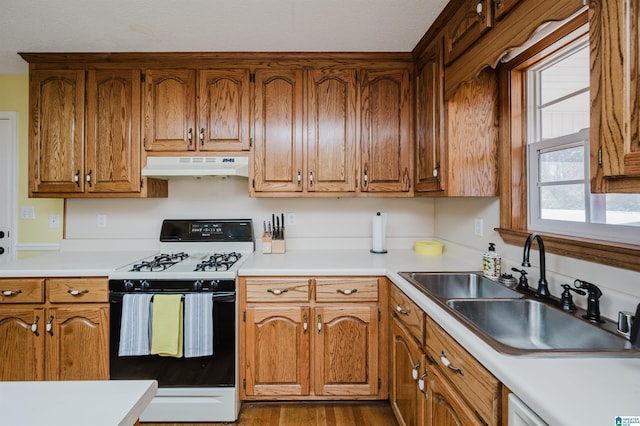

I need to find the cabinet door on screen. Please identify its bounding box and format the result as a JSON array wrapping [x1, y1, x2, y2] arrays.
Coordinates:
[[0, 307, 45, 381], [252, 69, 304, 192], [86, 69, 141, 193], [29, 70, 85, 194], [45, 306, 109, 381], [244, 306, 310, 396], [415, 38, 445, 194], [428, 366, 484, 426], [360, 68, 412, 193], [143, 69, 196, 152], [444, 0, 493, 64], [391, 320, 427, 426], [314, 306, 379, 396], [493, 0, 521, 21], [198, 69, 251, 151], [306, 69, 358, 192], [590, 0, 640, 191]]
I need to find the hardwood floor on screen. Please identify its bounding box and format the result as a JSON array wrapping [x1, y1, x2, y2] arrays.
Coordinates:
[[141, 401, 399, 425]]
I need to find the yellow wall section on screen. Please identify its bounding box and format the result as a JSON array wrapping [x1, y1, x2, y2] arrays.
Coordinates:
[[0, 74, 64, 252]]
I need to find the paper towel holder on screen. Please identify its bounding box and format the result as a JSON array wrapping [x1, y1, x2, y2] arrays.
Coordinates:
[[370, 211, 388, 254]]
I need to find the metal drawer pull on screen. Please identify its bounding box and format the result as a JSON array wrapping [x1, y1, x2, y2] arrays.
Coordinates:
[[2, 289, 22, 296], [337, 288, 358, 295], [317, 314, 322, 334], [396, 304, 410, 315], [418, 371, 428, 391], [46, 315, 54, 336], [31, 315, 40, 336], [67, 289, 89, 296], [267, 288, 288, 295], [440, 351, 464, 376], [303, 313, 308, 334], [412, 361, 421, 380]]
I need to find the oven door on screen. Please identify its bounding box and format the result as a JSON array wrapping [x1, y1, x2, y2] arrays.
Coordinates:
[[109, 291, 235, 387]]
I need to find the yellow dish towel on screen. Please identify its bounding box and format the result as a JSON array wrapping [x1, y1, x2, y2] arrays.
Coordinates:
[[150, 294, 183, 358]]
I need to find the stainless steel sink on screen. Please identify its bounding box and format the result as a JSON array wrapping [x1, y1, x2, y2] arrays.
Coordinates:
[[399, 272, 524, 300], [446, 299, 635, 356]]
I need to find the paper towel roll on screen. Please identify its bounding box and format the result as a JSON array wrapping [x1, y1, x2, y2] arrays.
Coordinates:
[[371, 212, 387, 253]]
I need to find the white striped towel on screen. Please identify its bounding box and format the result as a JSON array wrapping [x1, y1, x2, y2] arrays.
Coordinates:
[[118, 293, 153, 356], [184, 293, 214, 358]]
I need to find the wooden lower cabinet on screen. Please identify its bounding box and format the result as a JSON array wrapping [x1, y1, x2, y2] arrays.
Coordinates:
[[0, 277, 109, 381], [240, 276, 387, 400], [428, 365, 485, 426]]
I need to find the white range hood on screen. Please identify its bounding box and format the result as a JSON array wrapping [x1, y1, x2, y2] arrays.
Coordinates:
[[142, 156, 249, 178]]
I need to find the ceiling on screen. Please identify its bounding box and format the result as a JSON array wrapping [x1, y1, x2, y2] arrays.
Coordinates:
[[0, 0, 449, 74]]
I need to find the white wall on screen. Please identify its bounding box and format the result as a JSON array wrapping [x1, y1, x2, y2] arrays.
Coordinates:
[[434, 197, 640, 321], [65, 177, 436, 249]]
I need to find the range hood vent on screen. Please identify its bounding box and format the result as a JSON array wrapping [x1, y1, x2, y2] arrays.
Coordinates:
[[142, 156, 249, 178]]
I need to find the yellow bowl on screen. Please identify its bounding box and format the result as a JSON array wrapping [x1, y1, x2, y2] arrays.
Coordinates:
[[414, 240, 443, 256]]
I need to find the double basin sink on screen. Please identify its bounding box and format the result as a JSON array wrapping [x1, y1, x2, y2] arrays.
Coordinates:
[[398, 272, 636, 356]]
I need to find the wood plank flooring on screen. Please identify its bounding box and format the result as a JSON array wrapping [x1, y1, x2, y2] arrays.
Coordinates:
[[141, 401, 399, 425]]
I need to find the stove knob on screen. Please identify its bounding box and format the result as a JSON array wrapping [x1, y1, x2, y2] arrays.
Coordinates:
[[140, 280, 150, 290], [124, 280, 134, 291], [193, 280, 203, 291], [210, 280, 220, 290]]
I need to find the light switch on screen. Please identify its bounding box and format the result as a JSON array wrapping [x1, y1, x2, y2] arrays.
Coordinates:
[[21, 206, 35, 220]]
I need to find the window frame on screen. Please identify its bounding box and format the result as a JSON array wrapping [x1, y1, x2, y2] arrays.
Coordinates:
[[497, 11, 640, 273]]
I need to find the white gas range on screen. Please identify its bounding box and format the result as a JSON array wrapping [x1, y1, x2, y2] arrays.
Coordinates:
[[108, 219, 254, 423]]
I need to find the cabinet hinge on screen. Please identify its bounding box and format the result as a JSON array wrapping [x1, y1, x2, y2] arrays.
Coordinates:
[[249, 137, 253, 147], [598, 147, 602, 166], [378, 309, 381, 322], [378, 378, 381, 389], [243, 311, 246, 321], [252, 179, 255, 189], [250, 73, 255, 83], [243, 378, 246, 389], [141, 73, 146, 83], [140, 179, 144, 189]]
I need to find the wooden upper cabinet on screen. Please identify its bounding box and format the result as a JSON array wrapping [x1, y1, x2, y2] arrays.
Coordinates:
[[415, 38, 445, 194], [493, 0, 521, 21], [198, 69, 251, 151], [143, 69, 196, 152], [252, 69, 304, 192], [590, 0, 640, 192], [306, 69, 358, 193], [29, 70, 85, 194], [86, 69, 141, 193], [360, 68, 412, 193], [444, 0, 493, 64]]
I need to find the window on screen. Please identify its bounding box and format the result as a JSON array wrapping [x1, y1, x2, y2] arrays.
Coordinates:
[[526, 39, 640, 244], [498, 11, 640, 272]]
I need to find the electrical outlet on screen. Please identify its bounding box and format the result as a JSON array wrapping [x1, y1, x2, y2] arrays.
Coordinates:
[[21, 206, 35, 220], [474, 218, 483, 237], [49, 214, 60, 229], [287, 212, 296, 226], [97, 214, 107, 228]]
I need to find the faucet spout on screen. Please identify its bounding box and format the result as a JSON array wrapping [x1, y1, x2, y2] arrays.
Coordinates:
[[522, 233, 550, 297]]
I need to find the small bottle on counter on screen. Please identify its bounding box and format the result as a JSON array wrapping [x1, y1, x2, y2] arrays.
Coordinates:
[[483, 243, 502, 280]]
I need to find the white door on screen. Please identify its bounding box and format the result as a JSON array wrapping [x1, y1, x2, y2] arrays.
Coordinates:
[[0, 112, 16, 264]]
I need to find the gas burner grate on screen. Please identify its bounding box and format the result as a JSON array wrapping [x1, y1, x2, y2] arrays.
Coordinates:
[[130, 252, 190, 272], [194, 252, 242, 272]]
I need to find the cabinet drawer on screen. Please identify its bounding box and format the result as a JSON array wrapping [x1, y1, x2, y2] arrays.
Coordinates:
[[245, 278, 310, 302], [390, 284, 425, 343], [426, 318, 500, 425], [47, 278, 108, 303], [0, 279, 44, 303], [315, 277, 378, 302]]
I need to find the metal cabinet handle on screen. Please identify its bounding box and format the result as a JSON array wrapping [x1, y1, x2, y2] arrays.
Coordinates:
[[2, 289, 22, 296], [31, 315, 40, 336], [86, 169, 92, 187], [188, 128, 193, 145], [297, 170, 302, 186], [396, 304, 410, 315], [440, 351, 464, 376], [46, 315, 54, 336], [317, 314, 322, 335], [267, 288, 288, 295], [74, 170, 80, 187], [492, 0, 502, 9], [476, 0, 486, 23], [336, 288, 358, 295], [309, 171, 314, 187], [412, 361, 421, 380], [418, 371, 429, 399], [303, 313, 308, 334], [363, 168, 368, 187], [68, 289, 89, 296], [199, 128, 205, 146]]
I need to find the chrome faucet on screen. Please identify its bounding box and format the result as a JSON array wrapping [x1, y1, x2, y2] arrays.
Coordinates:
[[521, 233, 550, 297]]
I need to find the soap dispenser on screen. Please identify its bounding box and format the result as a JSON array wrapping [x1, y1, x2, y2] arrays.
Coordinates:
[[483, 243, 501, 280]]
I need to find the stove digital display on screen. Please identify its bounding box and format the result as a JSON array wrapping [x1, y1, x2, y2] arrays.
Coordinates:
[[190, 222, 223, 237]]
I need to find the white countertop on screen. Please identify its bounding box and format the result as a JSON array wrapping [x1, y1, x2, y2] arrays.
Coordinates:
[[0, 380, 157, 426], [238, 249, 640, 426]]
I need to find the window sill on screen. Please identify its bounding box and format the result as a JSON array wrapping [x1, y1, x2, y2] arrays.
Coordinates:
[[497, 228, 640, 273]]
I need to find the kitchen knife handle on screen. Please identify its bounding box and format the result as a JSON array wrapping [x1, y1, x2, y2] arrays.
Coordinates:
[[267, 288, 288, 295], [336, 288, 358, 295]]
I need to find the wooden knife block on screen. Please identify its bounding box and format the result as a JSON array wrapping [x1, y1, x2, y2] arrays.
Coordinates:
[[262, 231, 286, 254]]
